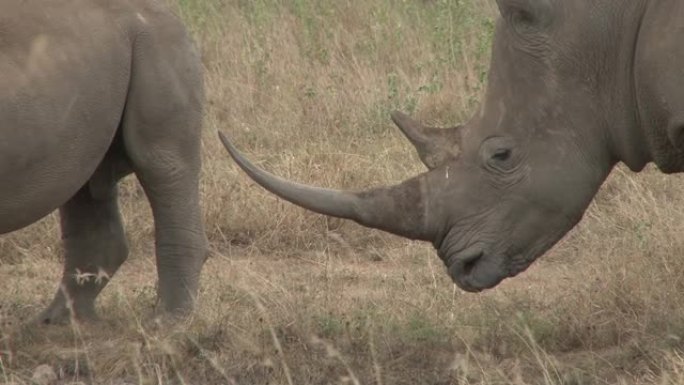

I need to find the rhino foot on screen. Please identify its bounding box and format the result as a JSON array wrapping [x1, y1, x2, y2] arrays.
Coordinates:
[[36, 295, 100, 325]]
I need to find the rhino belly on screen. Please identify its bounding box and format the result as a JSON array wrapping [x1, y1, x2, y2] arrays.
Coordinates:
[[0, 131, 121, 234], [0, 87, 127, 234]]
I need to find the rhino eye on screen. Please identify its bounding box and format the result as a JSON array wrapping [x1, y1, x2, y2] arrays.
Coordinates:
[[480, 136, 518, 172], [509, 9, 542, 36], [511, 9, 535, 27], [497, 0, 553, 34], [491, 148, 512, 162]]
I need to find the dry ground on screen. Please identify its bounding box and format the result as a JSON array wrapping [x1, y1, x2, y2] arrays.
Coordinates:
[[3, 1, 684, 384]]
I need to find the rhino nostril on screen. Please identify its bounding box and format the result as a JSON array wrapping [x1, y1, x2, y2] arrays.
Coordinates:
[[460, 251, 483, 276]]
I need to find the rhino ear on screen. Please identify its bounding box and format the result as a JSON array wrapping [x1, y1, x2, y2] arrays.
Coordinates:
[[495, 0, 553, 29], [390, 111, 461, 170]]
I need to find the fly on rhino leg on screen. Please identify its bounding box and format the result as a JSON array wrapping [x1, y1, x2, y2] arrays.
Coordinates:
[[38, 185, 128, 324]]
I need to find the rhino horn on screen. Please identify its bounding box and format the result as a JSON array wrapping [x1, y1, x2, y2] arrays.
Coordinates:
[[390, 110, 462, 169], [219, 132, 435, 242]]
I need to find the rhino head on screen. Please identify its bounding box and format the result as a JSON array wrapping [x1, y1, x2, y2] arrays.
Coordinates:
[[220, 0, 651, 291]]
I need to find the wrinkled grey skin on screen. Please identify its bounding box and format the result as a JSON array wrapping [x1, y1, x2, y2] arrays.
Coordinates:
[[220, 0, 681, 292], [1, 0, 207, 323]]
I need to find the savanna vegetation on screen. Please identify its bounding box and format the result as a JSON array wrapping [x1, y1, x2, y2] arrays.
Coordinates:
[[3, 0, 684, 383]]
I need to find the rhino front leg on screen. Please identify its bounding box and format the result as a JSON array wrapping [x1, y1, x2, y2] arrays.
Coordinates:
[[39, 184, 128, 324]]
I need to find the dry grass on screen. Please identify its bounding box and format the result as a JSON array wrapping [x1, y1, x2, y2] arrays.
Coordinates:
[[2, 0, 684, 384]]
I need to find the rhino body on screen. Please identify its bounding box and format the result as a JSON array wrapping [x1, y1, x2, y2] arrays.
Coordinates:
[[1, 0, 207, 322], [221, 0, 684, 291]]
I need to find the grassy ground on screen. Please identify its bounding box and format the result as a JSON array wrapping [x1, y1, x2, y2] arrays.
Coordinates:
[[3, 0, 684, 383]]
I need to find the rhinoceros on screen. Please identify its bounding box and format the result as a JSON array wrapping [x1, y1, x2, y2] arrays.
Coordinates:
[[1, 0, 207, 323], [220, 0, 676, 292]]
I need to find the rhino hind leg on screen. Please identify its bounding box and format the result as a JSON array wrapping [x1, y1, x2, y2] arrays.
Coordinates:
[[127, 157, 207, 316], [39, 173, 129, 324], [118, 21, 208, 316], [121, 104, 207, 316], [123, 128, 207, 316]]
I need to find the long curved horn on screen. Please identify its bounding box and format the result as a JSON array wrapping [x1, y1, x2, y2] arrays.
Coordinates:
[[219, 132, 435, 241], [391, 111, 461, 169]]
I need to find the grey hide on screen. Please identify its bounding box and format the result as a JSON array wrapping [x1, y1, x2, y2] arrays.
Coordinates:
[[220, 0, 684, 292], [1, 0, 207, 323]]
